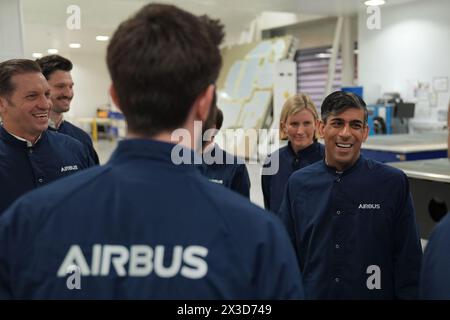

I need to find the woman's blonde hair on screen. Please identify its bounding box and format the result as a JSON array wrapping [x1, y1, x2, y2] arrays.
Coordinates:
[[279, 93, 320, 140]]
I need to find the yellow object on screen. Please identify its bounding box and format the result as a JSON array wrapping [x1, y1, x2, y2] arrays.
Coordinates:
[[92, 118, 98, 142], [97, 110, 109, 118]]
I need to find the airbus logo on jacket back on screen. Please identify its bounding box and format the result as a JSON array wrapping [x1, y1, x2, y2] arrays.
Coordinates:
[[57, 244, 208, 279], [60, 165, 79, 173]]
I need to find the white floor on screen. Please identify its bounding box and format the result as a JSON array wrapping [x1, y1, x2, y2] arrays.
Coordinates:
[[94, 139, 266, 209]]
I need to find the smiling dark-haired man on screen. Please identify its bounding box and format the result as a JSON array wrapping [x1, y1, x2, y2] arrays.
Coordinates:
[[277, 90, 422, 299], [0, 59, 95, 214], [36, 54, 99, 165]]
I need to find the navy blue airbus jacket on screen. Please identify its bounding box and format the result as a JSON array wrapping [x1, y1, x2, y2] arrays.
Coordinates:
[[0, 126, 95, 214], [278, 156, 422, 300], [49, 120, 100, 165], [420, 213, 450, 299], [202, 144, 251, 198], [262, 141, 324, 213], [0, 139, 304, 299]]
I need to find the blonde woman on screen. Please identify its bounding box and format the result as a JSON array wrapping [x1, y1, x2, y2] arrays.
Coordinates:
[[262, 93, 324, 213]]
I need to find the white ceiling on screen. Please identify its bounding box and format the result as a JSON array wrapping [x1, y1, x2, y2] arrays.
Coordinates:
[[21, 0, 421, 57]]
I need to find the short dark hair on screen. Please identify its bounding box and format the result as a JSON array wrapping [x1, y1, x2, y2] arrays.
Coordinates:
[[107, 4, 224, 136], [35, 54, 73, 80], [215, 108, 223, 130], [0, 59, 42, 98], [321, 91, 368, 123]]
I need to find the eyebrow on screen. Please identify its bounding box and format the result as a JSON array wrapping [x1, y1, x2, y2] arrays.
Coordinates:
[[23, 91, 39, 95], [24, 89, 48, 96], [330, 118, 364, 124]]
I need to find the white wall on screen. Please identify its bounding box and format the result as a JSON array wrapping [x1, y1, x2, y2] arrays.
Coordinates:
[[65, 52, 111, 119], [258, 11, 325, 33], [358, 0, 450, 119], [0, 0, 24, 61]]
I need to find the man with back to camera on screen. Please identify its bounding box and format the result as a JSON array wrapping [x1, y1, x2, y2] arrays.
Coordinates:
[[420, 100, 450, 299], [0, 59, 95, 214], [202, 107, 251, 198], [420, 211, 450, 299], [277, 91, 422, 299], [0, 4, 305, 299], [36, 55, 100, 165]]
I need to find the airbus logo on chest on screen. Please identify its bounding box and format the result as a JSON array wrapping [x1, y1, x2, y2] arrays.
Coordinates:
[[358, 204, 381, 210]]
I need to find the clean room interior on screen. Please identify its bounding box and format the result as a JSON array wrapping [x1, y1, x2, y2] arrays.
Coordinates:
[[1, 0, 450, 300], [3, 0, 448, 210]]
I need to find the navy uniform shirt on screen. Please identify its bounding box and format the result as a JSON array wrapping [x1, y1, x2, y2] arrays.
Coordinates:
[[0, 139, 304, 299], [278, 156, 422, 299], [49, 120, 100, 165], [202, 144, 250, 198], [420, 213, 450, 299], [262, 141, 324, 213], [0, 126, 95, 214]]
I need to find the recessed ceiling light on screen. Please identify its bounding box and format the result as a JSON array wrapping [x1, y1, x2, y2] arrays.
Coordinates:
[[364, 0, 386, 6], [47, 48, 58, 54], [32, 53, 43, 58], [69, 43, 81, 49], [96, 35, 109, 41]]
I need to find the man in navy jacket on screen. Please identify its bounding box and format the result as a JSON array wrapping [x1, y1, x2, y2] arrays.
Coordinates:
[[0, 4, 304, 299], [278, 91, 422, 299], [202, 108, 251, 198], [0, 59, 95, 214], [36, 55, 100, 164]]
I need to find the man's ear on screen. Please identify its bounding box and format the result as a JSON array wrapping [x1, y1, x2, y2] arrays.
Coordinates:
[[109, 85, 122, 113], [194, 84, 215, 122], [0, 96, 8, 114], [362, 123, 369, 142], [318, 120, 326, 138], [314, 119, 321, 140]]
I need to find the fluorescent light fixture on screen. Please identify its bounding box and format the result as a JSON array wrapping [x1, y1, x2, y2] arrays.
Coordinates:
[[96, 35, 109, 41], [315, 53, 332, 59], [69, 43, 81, 48], [47, 48, 58, 54], [32, 52, 43, 58], [364, 0, 386, 6]]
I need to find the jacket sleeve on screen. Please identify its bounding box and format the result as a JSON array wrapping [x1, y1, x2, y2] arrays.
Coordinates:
[[82, 144, 97, 168], [420, 215, 450, 299], [276, 178, 300, 263], [393, 173, 423, 299], [255, 217, 305, 299], [261, 157, 272, 210], [231, 164, 251, 199], [0, 219, 12, 299], [87, 143, 100, 165]]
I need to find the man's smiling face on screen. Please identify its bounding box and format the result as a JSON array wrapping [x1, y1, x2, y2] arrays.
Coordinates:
[[319, 107, 369, 171]]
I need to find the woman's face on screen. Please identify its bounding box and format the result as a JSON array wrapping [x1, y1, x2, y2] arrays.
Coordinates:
[[283, 109, 316, 153]]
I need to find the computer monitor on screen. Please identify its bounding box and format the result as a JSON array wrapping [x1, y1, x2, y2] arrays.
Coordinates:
[[395, 102, 415, 118]]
